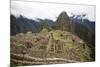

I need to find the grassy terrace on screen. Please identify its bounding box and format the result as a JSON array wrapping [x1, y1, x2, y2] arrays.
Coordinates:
[[11, 29, 92, 66]]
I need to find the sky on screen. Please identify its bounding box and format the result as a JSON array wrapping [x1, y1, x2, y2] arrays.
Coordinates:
[[11, 0, 95, 21]]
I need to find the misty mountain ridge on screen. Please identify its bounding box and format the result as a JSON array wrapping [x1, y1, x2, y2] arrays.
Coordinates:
[[11, 11, 95, 35]]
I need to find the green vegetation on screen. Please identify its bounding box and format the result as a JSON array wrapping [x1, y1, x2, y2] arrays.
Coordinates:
[[11, 11, 95, 66], [11, 29, 92, 66]]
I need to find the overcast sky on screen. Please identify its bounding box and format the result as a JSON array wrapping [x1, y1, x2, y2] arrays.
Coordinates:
[[11, 0, 95, 21]]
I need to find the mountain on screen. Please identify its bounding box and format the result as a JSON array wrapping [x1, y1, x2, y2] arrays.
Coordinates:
[[11, 11, 95, 66], [70, 17, 95, 32], [54, 11, 95, 60], [11, 15, 41, 35], [10, 15, 55, 35], [11, 11, 95, 59], [54, 11, 71, 31], [37, 18, 55, 31]]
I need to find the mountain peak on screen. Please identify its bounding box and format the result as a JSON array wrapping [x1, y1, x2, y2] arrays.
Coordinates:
[[55, 11, 71, 31], [60, 11, 68, 16], [58, 11, 69, 20]]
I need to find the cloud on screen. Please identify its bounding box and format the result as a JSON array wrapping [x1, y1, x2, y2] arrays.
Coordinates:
[[11, 1, 95, 21]]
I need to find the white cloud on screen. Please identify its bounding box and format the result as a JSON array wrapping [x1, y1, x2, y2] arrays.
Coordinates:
[[11, 1, 95, 21]]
